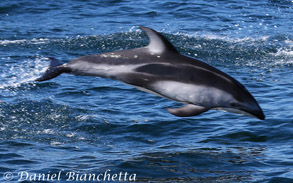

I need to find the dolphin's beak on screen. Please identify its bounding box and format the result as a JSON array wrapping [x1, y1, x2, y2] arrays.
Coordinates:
[[224, 97, 265, 120], [241, 100, 265, 120], [246, 107, 265, 120]]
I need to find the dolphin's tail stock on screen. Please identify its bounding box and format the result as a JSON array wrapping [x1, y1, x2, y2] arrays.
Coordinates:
[[35, 57, 69, 81]]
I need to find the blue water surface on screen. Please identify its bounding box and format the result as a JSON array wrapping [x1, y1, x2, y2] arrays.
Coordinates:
[[0, 0, 292, 182]]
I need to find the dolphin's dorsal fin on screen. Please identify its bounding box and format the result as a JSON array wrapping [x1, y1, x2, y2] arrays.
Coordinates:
[[140, 26, 178, 54], [167, 104, 209, 117]]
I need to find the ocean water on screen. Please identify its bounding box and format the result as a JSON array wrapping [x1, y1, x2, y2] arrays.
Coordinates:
[[0, 0, 292, 182]]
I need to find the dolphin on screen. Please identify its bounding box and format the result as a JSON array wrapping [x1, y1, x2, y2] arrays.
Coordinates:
[[36, 26, 265, 120]]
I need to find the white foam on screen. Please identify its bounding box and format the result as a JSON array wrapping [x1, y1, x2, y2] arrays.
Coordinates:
[[174, 31, 269, 44], [0, 57, 49, 90], [269, 40, 293, 66], [0, 39, 27, 45], [274, 38, 293, 57], [275, 48, 293, 57], [0, 38, 50, 45]]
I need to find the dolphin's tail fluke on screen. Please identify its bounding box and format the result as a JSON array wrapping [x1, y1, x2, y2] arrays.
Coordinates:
[[35, 57, 69, 82]]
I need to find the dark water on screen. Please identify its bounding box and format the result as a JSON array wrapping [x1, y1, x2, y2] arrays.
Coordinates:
[[0, 0, 292, 182]]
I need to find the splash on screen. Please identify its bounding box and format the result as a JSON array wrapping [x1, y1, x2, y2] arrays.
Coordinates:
[[0, 56, 48, 90]]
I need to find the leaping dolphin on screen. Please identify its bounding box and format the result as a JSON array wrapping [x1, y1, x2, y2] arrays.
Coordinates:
[[36, 26, 265, 120]]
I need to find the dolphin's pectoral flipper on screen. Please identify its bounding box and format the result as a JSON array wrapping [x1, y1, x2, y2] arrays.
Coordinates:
[[36, 57, 70, 81], [167, 104, 209, 117]]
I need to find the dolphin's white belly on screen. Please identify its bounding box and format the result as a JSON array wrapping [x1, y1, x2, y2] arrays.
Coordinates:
[[151, 81, 234, 108]]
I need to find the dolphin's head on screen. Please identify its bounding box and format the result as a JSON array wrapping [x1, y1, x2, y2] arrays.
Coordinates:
[[221, 84, 265, 120], [228, 100, 265, 120]]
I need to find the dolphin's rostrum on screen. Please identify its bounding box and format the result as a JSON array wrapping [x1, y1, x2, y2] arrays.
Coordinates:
[[36, 26, 265, 120]]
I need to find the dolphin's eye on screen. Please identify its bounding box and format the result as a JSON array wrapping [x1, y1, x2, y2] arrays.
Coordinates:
[[231, 102, 238, 107]]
